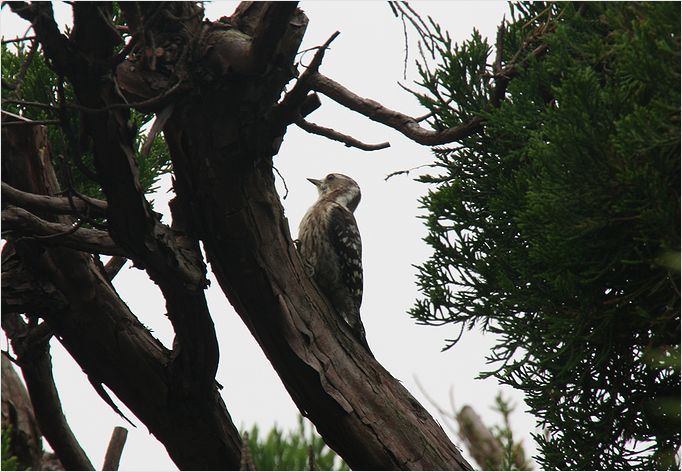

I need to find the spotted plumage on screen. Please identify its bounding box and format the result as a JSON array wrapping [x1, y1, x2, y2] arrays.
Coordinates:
[[298, 173, 371, 353]]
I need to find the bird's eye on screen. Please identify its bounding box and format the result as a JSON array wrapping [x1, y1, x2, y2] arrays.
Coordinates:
[[326, 175, 335, 181]]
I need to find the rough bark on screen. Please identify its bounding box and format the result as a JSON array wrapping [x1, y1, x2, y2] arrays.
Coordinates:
[[144, 3, 470, 470], [2, 311, 94, 471], [1, 117, 242, 470], [3, 1, 478, 470]]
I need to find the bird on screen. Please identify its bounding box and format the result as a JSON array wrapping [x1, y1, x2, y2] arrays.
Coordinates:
[[297, 173, 372, 353]]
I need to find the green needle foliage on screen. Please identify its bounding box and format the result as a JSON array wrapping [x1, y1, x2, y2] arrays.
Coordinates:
[[243, 415, 348, 471], [411, 2, 680, 469], [2, 41, 171, 202], [1, 427, 21, 471]]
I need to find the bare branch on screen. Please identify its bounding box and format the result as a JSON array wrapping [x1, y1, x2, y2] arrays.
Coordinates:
[[1, 35, 37, 44], [2, 205, 125, 256], [270, 31, 340, 127], [104, 255, 128, 281], [384, 163, 434, 181], [310, 72, 484, 146], [2, 181, 108, 217], [2, 98, 58, 110], [102, 426, 128, 471], [1, 119, 61, 127], [296, 118, 390, 151]]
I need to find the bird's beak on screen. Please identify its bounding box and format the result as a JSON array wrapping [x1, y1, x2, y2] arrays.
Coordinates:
[[307, 178, 322, 187]]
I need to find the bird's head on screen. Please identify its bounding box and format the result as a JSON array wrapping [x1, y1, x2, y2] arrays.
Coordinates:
[[308, 173, 361, 212]]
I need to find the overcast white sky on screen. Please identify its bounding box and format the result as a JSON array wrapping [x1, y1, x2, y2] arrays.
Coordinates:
[[2, 2, 542, 470]]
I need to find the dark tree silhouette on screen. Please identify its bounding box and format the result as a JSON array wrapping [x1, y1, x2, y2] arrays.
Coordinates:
[[1, 2, 503, 469]]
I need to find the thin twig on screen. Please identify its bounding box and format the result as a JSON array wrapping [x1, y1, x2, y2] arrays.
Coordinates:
[[384, 163, 434, 181], [1, 35, 36, 44], [1, 119, 61, 126], [272, 165, 289, 199], [2, 98, 59, 110], [30, 218, 84, 241]]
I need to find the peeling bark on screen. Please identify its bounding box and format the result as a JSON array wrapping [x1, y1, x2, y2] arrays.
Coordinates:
[[2, 1, 477, 469]]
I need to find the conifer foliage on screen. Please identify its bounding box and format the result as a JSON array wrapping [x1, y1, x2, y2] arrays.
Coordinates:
[[412, 3, 680, 469]]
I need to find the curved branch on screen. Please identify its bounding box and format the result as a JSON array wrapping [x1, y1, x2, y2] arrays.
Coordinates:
[[2, 205, 125, 256], [2, 181, 108, 217], [296, 118, 390, 151], [309, 72, 484, 145]]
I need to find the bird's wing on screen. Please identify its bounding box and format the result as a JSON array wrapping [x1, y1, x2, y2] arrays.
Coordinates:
[[327, 204, 363, 308]]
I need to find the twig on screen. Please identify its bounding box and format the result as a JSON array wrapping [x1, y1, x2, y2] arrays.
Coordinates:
[[2, 98, 59, 111], [1, 35, 36, 44], [384, 164, 434, 181], [102, 426, 128, 470], [30, 218, 84, 241], [5, 38, 38, 96], [1, 119, 61, 126], [4, 84, 185, 116], [272, 165, 289, 199], [269, 32, 340, 127], [296, 118, 390, 151], [388, 2, 437, 58]]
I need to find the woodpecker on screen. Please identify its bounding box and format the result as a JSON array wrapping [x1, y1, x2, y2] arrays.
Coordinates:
[[298, 173, 371, 353]]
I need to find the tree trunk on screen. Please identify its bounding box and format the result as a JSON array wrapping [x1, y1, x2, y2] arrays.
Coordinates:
[[4, 2, 473, 469], [155, 3, 471, 470]]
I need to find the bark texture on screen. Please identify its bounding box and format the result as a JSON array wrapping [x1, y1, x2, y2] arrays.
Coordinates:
[[3, 2, 475, 470], [1, 117, 242, 470]]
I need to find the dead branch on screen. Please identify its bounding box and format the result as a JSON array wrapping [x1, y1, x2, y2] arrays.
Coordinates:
[[1, 35, 37, 44], [2, 181, 108, 218], [384, 163, 434, 181], [102, 426, 128, 470], [457, 406, 504, 470], [104, 256, 128, 281], [296, 118, 390, 151], [2, 205, 125, 256], [270, 31, 340, 127], [309, 72, 484, 145], [1, 118, 61, 126]]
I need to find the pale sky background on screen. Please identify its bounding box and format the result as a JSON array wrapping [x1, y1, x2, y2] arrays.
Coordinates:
[[1, 2, 542, 470]]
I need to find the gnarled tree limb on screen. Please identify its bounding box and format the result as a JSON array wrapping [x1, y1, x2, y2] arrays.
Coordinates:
[[2, 181, 107, 218], [2, 119, 242, 470], [309, 72, 485, 145], [2, 205, 124, 256]]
